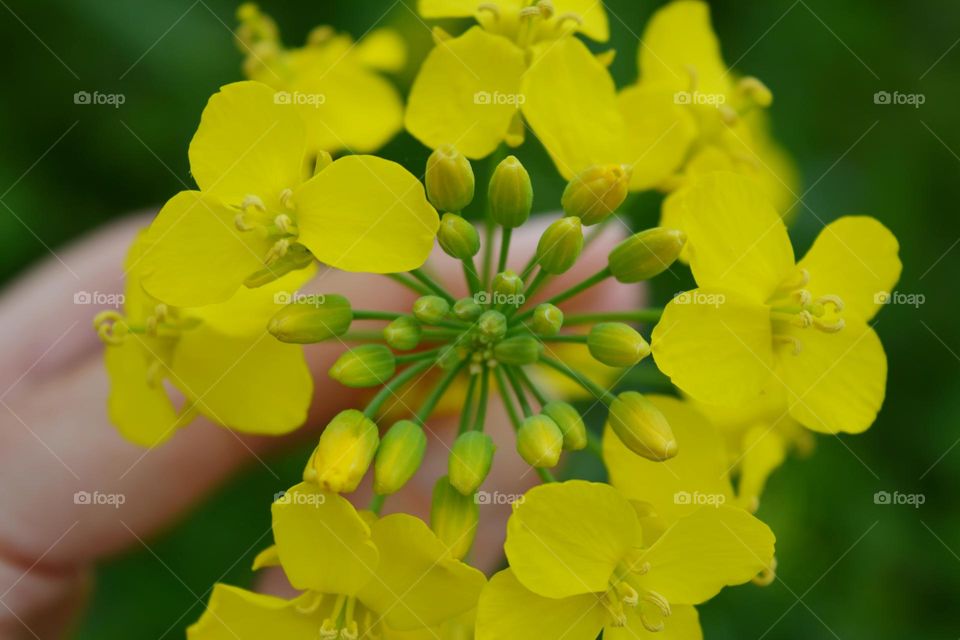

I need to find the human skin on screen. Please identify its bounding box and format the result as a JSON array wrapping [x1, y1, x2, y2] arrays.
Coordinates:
[[0, 213, 639, 638]]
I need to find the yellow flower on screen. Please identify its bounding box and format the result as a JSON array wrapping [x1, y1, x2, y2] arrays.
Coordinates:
[[476, 480, 774, 639], [187, 483, 485, 639], [237, 3, 406, 155], [96, 234, 313, 447], [140, 81, 439, 307], [652, 172, 902, 434]]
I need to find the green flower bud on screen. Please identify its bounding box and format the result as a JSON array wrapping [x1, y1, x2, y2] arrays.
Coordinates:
[[561, 164, 631, 225], [383, 316, 421, 351], [517, 415, 564, 468], [306, 409, 379, 493], [425, 145, 475, 212], [542, 401, 587, 451], [607, 391, 678, 461], [329, 344, 396, 388], [488, 155, 533, 228], [244, 243, 314, 288], [438, 344, 467, 370], [587, 323, 651, 367], [608, 227, 686, 283], [477, 310, 507, 343], [267, 293, 352, 344], [438, 213, 480, 260], [413, 295, 451, 325], [493, 336, 543, 365], [531, 303, 564, 337], [374, 420, 427, 495], [453, 297, 483, 321], [449, 431, 496, 495], [431, 475, 478, 560], [536, 217, 584, 275], [492, 270, 523, 300]]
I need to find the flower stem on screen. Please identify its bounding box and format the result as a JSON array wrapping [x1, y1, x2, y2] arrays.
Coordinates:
[[354, 310, 402, 321], [514, 267, 612, 322], [538, 335, 588, 344], [415, 360, 468, 424], [503, 365, 533, 417], [368, 493, 386, 515], [462, 256, 483, 295], [493, 366, 555, 484], [410, 269, 455, 303], [539, 355, 617, 405], [562, 309, 664, 325], [459, 371, 480, 435], [363, 359, 433, 419], [512, 366, 548, 406], [385, 273, 431, 296], [498, 227, 513, 274], [395, 347, 444, 364], [585, 430, 604, 459], [471, 366, 491, 433]]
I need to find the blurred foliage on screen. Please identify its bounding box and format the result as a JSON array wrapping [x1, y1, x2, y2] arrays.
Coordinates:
[[2, 0, 958, 637]]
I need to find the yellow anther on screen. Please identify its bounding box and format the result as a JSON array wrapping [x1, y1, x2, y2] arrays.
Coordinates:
[[264, 238, 291, 265], [774, 335, 802, 356], [295, 592, 324, 614], [794, 289, 812, 306], [816, 294, 845, 313], [642, 591, 671, 618], [477, 3, 500, 19], [791, 310, 813, 329], [274, 213, 297, 235], [616, 582, 639, 607], [813, 317, 845, 333], [602, 590, 628, 627], [94, 311, 127, 345], [340, 623, 358, 640], [241, 194, 266, 212], [234, 213, 255, 231], [555, 11, 584, 27], [307, 25, 335, 46], [737, 76, 773, 108], [279, 188, 294, 209]]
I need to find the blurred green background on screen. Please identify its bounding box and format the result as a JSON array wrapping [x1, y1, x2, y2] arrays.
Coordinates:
[[2, 0, 958, 637]]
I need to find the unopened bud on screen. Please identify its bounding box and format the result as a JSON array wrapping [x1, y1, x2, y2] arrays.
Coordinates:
[[426, 145, 475, 212], [308, 410, 379, 493], [329, 345, 396, 387], [438, 344, 467, 370], [493, 336, 543, 365], [608, 227, 686, 283], [587, 323, 651, 367], [607, 391, 678, 461], [245, 244, 314, 288], [268, 294, 352, 344], [561, 164, 631, 225], [453, 297, 483, 321], [383, 316, 422, 351], [536, 217, 583, 275], [413, 295, 451, 325], [449, 431, 496, 495], [541, 401, 587, 451], [531, 303, 563, 337], [517, 415, 564, 468], [477, 310, 507, 343], [431, 475, 478, 560], [374, 420, 427, 495], [488, 155, 533, 228], [438, 213, 480, 260], [492, 270, 523, 299]]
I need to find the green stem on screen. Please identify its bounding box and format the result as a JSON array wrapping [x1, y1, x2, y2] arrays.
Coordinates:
[[514, 267, 612, 322], [395, 347, 444, 364], [585, 430, 604, 459], [354, 310, 402, 321], [483, 223, 495, 289], [385, 273, 431, 296], [563, 309, 664, 325], [368, 493, 386, 515], [493, 367, 555, 484], [471, 366, 491, 432], [524, 269, 550, 301], [538, 335, 588, 344], [519, 253, 539, 281], [513, 366, 548, 406], [364, 359, 434, 418], [498, 227, 513, 274], [410, 269, 455, 303], [539, 355, 617, 405], [462, 257, 483, 296], [503, 366, 533, 417], [341, 330, 385, 341], [416, 360, 468, 424], [458, 371, 480, 435]]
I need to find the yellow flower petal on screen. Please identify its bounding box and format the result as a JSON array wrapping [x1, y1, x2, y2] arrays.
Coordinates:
[[777, 318, 887, 434], [552, 0, 610, 42], [140, 191, 270, 307], [798, 216, 902, 322], [505, 480, 639, 598], [358, 514, 486, 631], [406, 27, 526, 159], [682, 172, 795, 303], [295, 155, 439, 273], [634, 506, 775, 605], [417, 0, 485, 18], [639, 0, 730, 96], [104, 337, 181, 447], [476, 569, 605, 640], [353, 28, 407, 72], [605, 604, 702, 640], [271, 483, 380, 596], [603, 395, 734, 524], [189, 81, 307, 206], [652, 289, 774, 407], [170, 325, 311, 435], [187, 585, 320, 640], [738, 424, 787, 509], [618, 86, 697, 190], [522, 37, 626, 179]]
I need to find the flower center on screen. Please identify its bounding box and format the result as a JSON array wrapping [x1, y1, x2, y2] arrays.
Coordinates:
[[233, 190, 301, 267], [768, 268, 845, 355], [477, 1, 583, 48], [603, 556, 673, 632], [296, 593, 382, 640]]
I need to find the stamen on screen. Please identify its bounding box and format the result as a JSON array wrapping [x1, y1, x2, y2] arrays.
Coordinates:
[[791, 310, 813, 329], [94, 311, 127, 345], [601, 590, 627, 627], [812, 317, 845, 333], [616, 582, 639, 607], [639, 590, 671, 632], [274, 213, 298, 235], [279, 188, 294, 210], [719, 104, 739, 125], [241, 194, 266, 212], [555, 11, 583, 27], [265, 238, 292, 265], [295, 592, 324, 614], [235, 213, 255, 231], [816, 294, 844, 313], [774, 335, 802, 356], [476, 2, 500, 19], [146, 359, 164, 388]]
